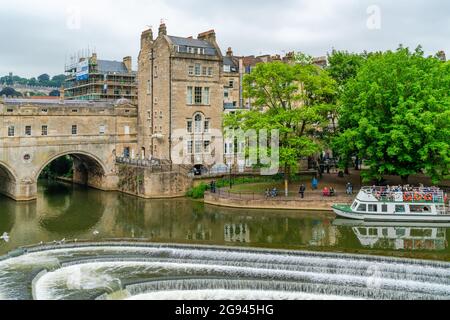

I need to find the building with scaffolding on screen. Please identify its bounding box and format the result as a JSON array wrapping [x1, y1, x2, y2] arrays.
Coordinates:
[[64, 53, 137, 104]]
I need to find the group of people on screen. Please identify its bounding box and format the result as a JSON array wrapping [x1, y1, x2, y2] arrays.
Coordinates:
[[322, 187, 336, 197], [369, 184, 444, 202], [265, 188, 279, 198]]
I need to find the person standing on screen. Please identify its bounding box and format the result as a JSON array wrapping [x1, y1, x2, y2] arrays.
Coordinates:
[[312, 177, 318, 190], [299, 184, 306, 199]]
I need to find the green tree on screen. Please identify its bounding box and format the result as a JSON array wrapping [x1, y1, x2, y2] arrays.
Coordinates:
[[335, 46, 450, 184], [49, 89, 60, 97], [225, 60, 337, 196], [0, 87, 22, 97], [49, 74, 66, 87], [37, 73, 50, 84], [28, 77, 38, 86], [327, 50, 368, 89]]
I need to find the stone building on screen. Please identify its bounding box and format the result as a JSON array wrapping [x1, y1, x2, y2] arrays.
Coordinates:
[[0, 96, 138, 200], [65, 53, 138, 104], [222, 47, 242, 114], [138, 24, 225, 170]]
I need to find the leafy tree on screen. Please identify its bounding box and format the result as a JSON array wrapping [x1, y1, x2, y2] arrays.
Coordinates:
[[37, 73, 50, 84], [49, 74, 66, 88], [49, 89, 60, 97], [40, 156, 73, 179], [0, 87, 22, 97], [327, 50, 368, 89], [225, 60, 337, 196], [335, 46, 450, 184], [28, 77, 38, 86]]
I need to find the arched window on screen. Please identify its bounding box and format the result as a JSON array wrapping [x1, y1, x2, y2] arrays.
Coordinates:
[[194, 114, 203, 133]]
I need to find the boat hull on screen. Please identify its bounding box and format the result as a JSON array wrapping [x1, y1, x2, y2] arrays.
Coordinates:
[[332, 207, 450, 223]]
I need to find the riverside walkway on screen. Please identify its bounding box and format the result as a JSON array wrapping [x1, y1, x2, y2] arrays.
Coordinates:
[[204, 189, 353, 212]]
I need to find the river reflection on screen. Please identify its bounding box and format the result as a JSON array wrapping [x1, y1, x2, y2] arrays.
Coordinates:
[[0, 181, 449, 261]]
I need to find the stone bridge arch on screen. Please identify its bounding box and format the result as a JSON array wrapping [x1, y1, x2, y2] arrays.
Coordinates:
[[35, 150, 108, 184], [0, 161, 19, 200], [0, 146, 120, 202]]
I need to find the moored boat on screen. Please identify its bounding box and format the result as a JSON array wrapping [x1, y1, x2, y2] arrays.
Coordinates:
[[332, 186, 450, 222]]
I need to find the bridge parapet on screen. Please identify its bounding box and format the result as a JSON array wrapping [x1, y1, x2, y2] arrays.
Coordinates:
[[0, 101, 138, 201]]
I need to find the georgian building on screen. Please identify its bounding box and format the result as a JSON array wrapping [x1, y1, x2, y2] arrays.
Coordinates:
[[138, 24, 225, 169]]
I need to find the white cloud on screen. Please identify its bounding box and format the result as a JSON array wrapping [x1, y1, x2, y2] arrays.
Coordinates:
[[0, 0, 448, 77]]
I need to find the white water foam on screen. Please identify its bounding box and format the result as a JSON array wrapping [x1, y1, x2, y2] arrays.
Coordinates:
[[34, 261, 450, 300], [1, 244, 449, 300], [127, 290, 359, 301]]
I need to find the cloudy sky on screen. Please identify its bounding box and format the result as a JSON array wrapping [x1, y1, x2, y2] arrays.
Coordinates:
[[1, 0, 448, 77]]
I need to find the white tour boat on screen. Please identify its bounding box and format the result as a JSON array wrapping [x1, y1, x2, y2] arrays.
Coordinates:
[[332, 186, 450, 222]]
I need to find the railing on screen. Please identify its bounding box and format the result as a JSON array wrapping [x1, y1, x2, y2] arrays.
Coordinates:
[[115, 157, 190, 174], [209, 188, 353, 203], [361, 186, 447, 204]]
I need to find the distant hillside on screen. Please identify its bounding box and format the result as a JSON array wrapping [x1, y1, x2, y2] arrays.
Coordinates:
[[0, 73, 66, 88]]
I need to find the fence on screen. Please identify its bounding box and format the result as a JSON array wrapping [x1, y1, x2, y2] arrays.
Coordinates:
[[115, 157, 190, 174], [211, 188, 354, 203]]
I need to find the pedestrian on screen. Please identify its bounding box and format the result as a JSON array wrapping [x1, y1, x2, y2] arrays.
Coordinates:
[[299, 184, 306, 199], [265, 189, 270, 199], [312, 177, 318, 190]]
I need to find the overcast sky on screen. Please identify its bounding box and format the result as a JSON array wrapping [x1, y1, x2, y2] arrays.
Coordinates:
[[1, 0, 448, 77]]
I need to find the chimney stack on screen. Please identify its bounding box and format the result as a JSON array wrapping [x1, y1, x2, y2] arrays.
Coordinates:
[[198, 30, 216, 43], [159, 23, 167, 37], [226, 47, 233, 57], [141, 28, 153, 48], [123, 56, 132, 72], [59, 86, 65, 104]]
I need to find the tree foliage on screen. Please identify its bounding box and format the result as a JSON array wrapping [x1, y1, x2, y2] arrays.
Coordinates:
[[0, 87, 22, 97], [335, 46, 450, 183], [225, 60, 337, 194]]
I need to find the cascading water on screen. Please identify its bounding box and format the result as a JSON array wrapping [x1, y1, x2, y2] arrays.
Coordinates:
[[0, 243, 449, 300]]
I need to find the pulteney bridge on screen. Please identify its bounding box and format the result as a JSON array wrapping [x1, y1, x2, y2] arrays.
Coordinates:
[[0, 98, 138, 201]]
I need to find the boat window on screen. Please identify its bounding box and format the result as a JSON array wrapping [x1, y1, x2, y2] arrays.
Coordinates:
[[357, 204, 367, 212], [368, 228, 378, 236], [409, 205, 432, 213], [395, 205, 405, 213], [382, 228, 389, 237], [396, 228, 406, 237], [382, 205, 388, 213], [352, 202, 358, 210], [357, 228, 367, 236], [368, 204, 378, 212], [410, 229, 433, 238]]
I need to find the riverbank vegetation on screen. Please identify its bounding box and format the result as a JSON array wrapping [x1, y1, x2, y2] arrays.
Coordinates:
[[39, 156, 73, 180], [224, 46, 449, 190]]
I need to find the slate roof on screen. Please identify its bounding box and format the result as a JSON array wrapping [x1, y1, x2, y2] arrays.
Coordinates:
[[168, 36, 215, 49], [97, 60, 129, 73], [168, 36, 217, 56]]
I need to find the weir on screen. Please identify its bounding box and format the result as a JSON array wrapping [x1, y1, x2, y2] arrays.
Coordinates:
[[0, 243, 448, 300]]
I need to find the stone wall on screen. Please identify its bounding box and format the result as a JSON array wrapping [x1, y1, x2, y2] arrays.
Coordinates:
[[117, 164, 193, 199], [204, 192, 338, 212]]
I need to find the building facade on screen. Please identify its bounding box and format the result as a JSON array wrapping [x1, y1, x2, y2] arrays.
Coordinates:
[[138, 24, 225, 169], [65, 54, 138, 104]]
